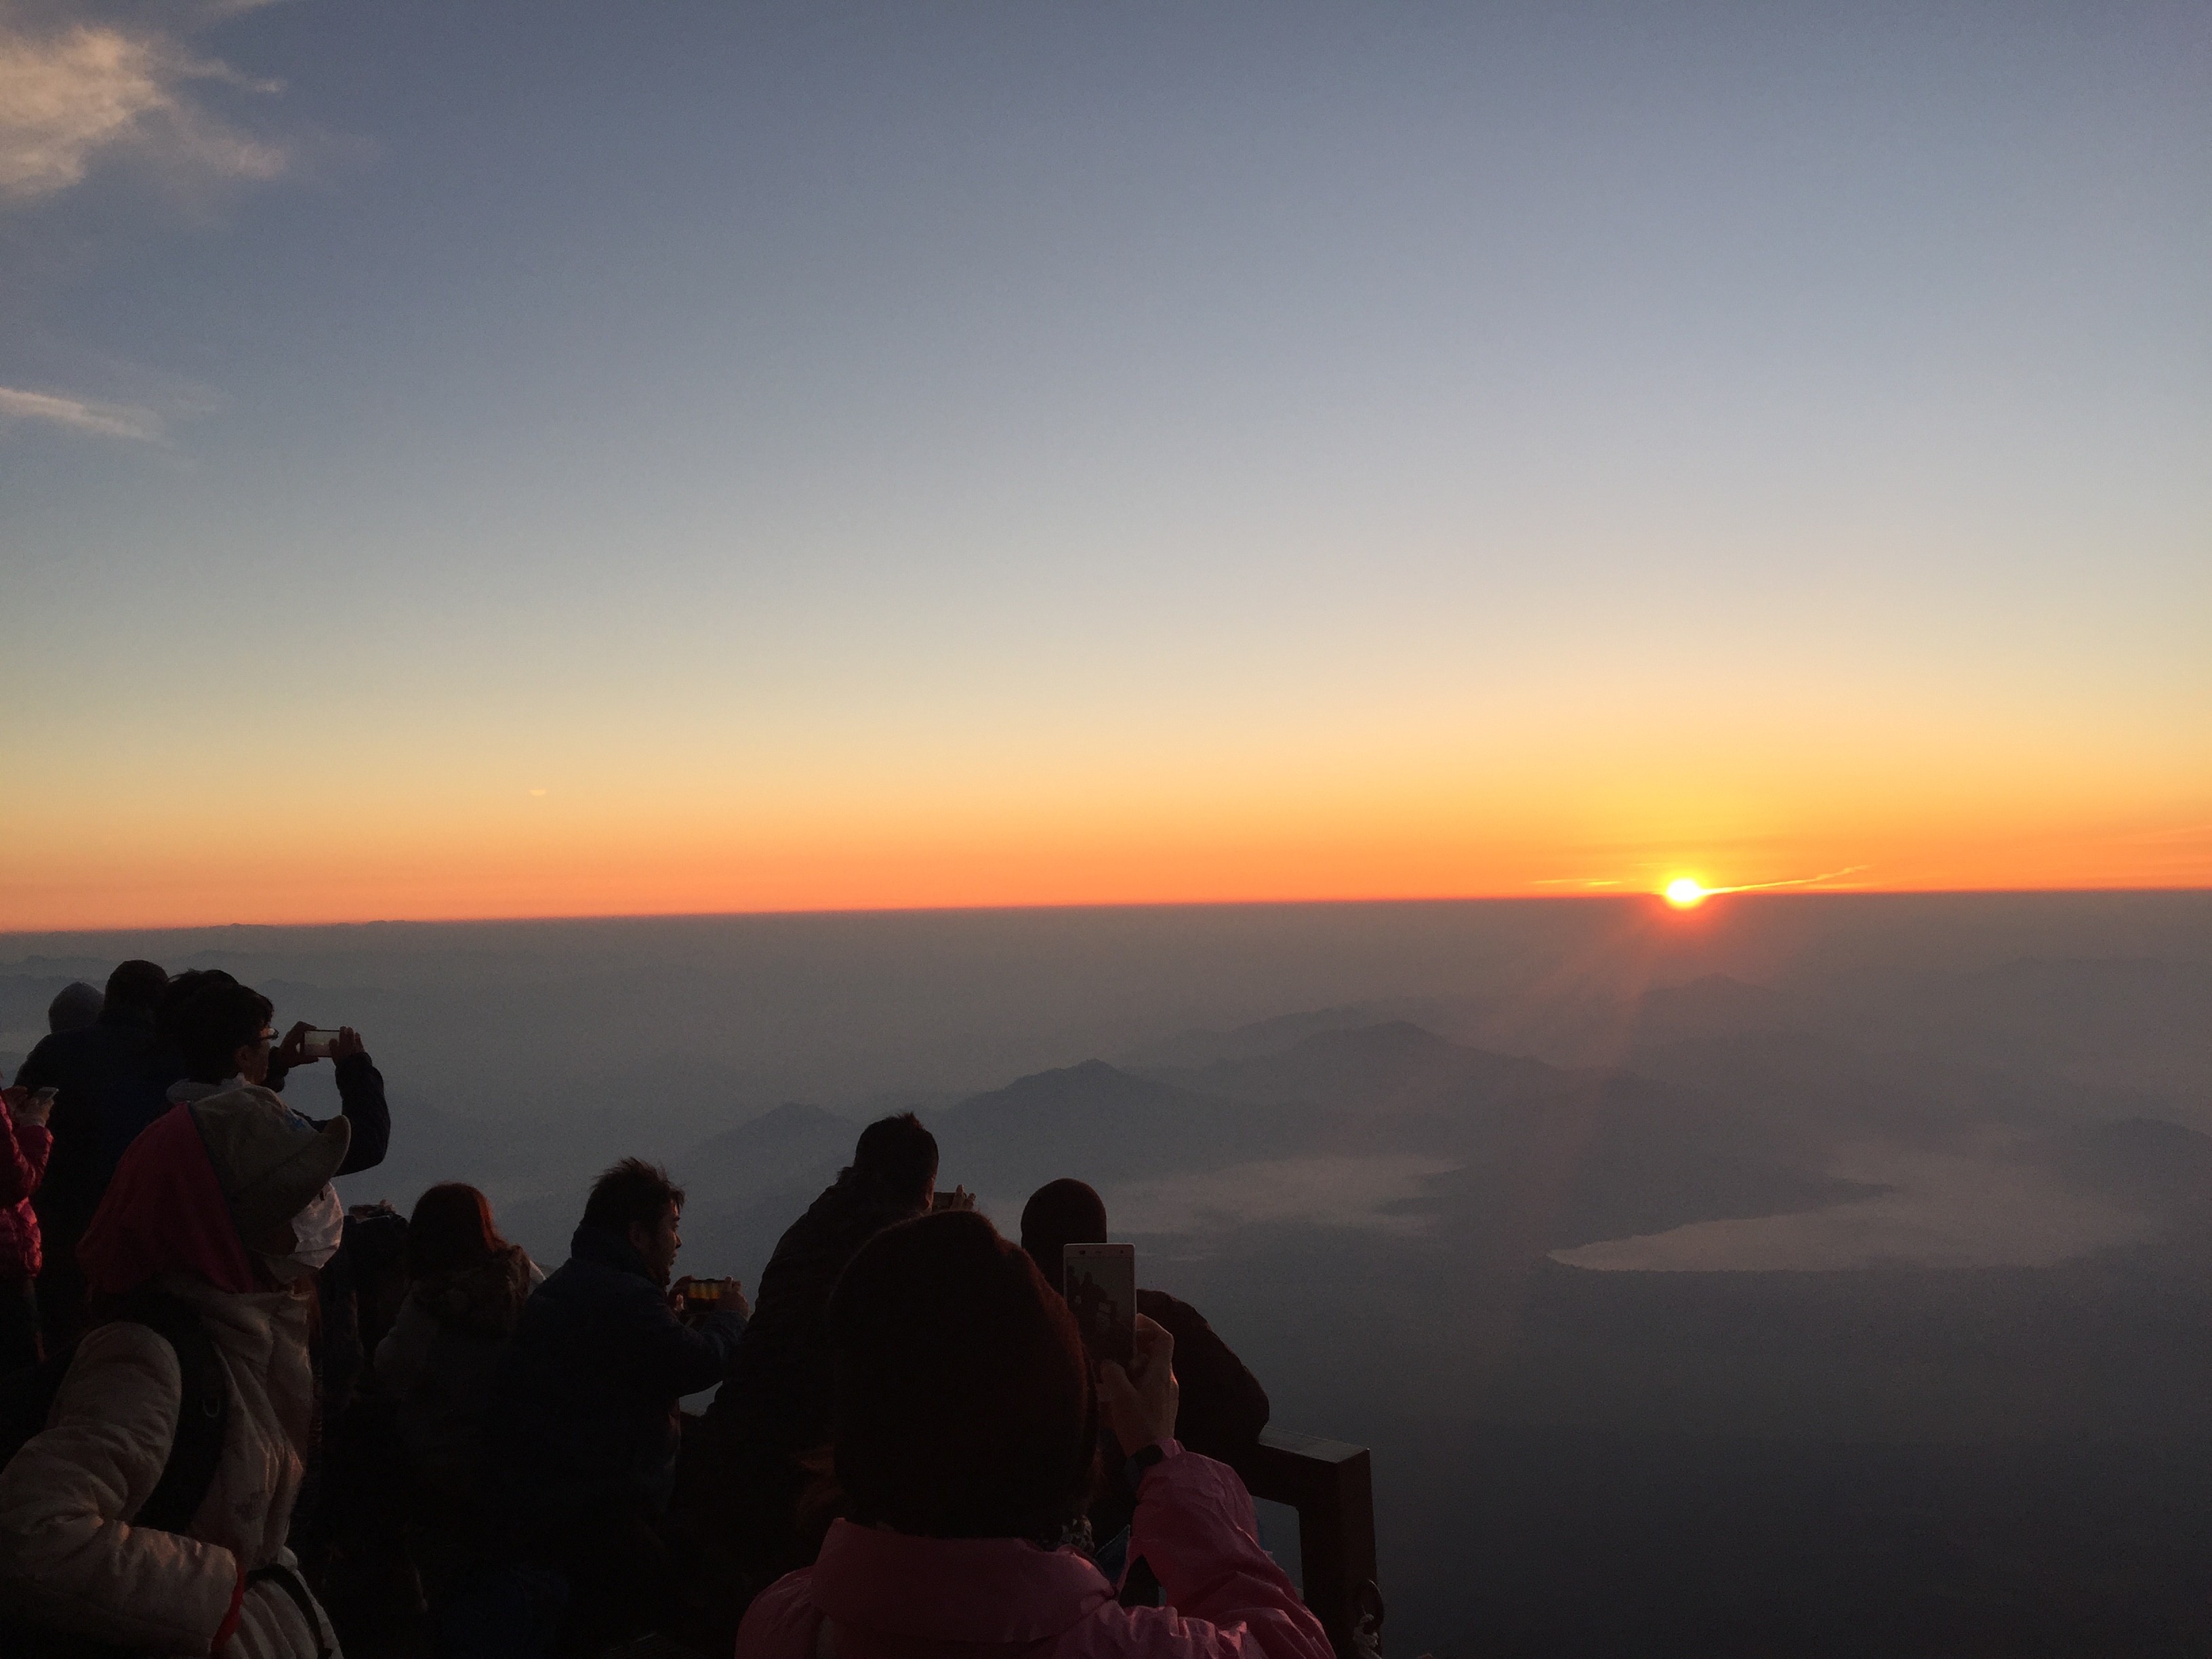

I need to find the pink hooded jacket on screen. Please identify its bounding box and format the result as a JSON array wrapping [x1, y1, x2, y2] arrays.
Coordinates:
[[736, 1441, 1332, 1659], [0, 1086, 53, 1282]]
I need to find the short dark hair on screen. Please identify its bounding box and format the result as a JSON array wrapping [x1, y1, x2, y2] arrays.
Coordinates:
[[102, 960, 168, 1013], [157, 969, 238, 1048], [581, 1158, 684, 1235], [407, 1183, 508, 1280], [828, 1210, 1097, 1540], [174, 982, 274, 1084], [848, 1112, 938, 1206], [1019, 1178, 1109, 1291]]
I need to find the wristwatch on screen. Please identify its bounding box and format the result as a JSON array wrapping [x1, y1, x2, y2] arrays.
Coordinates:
[[1126, 1442, 1167, 1485]]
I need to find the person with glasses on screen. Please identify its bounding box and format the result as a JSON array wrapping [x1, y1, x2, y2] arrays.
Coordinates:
[[165, 983, 388, 1181]]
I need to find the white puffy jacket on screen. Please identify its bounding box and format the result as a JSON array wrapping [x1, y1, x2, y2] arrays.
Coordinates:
[[0, 1272, 340, 1657]]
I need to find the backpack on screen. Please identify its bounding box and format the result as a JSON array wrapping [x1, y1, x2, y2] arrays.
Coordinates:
[[0, 1287, 232, 1658]]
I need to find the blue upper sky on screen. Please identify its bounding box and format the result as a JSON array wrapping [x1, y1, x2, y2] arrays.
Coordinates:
[[3, 1, 2208, 925]]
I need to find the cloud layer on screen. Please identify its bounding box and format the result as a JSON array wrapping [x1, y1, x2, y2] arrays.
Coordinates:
[[1552, 1142, 2152, 1273], [0, 11, 283, 203], [0, 383, 162, 440]]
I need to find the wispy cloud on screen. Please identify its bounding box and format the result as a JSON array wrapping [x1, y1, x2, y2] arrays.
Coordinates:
[[0, 383, 162, 440], [0, 7, 285, 204]]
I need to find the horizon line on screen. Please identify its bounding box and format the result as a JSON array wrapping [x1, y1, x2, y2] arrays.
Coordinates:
[[5, 882, 2210, 941]]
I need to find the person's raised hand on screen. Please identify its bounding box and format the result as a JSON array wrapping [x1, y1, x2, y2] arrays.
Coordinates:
[[715, 1277, 750, 1320], [275, 1022, 320, 1071], [13, 1088, 53, 1130], [668, 1274, 695, 1316], [1098, 1312, 1179, 1458], [930, 1185, 977, 1213], [331, 1027, 366, 1061]]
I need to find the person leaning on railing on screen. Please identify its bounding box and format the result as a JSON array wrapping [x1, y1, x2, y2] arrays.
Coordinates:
[[735, 1208, 1331, 1659]]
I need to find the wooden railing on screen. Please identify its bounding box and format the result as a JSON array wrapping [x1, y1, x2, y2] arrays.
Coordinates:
[[1235, 1428, 1382, 1658]]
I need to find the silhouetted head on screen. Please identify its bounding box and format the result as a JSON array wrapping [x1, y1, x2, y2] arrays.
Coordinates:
[[828, 1209, 1097, 1540], [848, 1111, 939, 1211], [47, 982, 103, 1034], [407, 1182, 508, 1280], [102, 960, 168, 1016], [173, 982, 276, 1085], [1019, 1178, 1109, 1290], [157, 969, 238, 1048], [581, 1157, 685, 1286]]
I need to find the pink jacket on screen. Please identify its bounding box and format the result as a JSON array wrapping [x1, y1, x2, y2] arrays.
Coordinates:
[[736, 1442, 1332, 1659], [0, 1091, 52, 1282]]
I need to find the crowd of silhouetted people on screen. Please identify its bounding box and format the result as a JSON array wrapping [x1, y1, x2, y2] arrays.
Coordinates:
[[0, 960, 1332, 1659]]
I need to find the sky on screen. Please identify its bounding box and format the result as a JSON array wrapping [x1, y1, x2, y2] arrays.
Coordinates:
[[2, 0, 2207, 930]]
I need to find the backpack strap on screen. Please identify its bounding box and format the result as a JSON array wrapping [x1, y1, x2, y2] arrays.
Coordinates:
[[115, 1288, 230, 1536], [246, 1563, 333, 1659]]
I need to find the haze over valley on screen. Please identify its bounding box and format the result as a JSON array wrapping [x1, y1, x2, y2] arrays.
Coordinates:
[[7, 892, 2208, 1654]]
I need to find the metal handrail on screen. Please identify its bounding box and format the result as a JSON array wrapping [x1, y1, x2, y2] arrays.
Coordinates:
[[1235, 1427, 1382, 1658]]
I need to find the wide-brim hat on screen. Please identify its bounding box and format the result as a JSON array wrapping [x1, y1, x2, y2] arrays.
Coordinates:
[[190, 1086, 350, 1241]]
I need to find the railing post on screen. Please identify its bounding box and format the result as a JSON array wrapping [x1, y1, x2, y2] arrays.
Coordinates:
[[1234, 1428, 1381, 1658]]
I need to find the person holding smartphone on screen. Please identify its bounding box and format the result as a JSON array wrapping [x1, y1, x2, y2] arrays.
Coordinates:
[[163, 985, 391, 1181], [735, 1210, 1330, 1659], [0, 1080, 55, 1373]]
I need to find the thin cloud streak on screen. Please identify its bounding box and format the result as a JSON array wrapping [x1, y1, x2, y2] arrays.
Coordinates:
[[0, 11, 285, 203], [0, 384, 162, 440]]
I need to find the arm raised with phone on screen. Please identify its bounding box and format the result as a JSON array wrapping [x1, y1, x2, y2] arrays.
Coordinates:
[[1097, 1311, 1181, 1457], [267, 1022, 388, 1174]]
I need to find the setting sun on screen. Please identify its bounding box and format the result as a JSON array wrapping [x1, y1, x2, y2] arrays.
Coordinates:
[[1665, 878, 1710, 908]]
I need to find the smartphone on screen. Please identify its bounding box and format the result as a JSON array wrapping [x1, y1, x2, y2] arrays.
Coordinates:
[[1063, 1242, 1136, 1368], [301, 1029, 344, 1058]]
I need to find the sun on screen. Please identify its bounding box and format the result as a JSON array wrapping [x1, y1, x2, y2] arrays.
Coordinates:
[[1664, 877, 1710, 908]]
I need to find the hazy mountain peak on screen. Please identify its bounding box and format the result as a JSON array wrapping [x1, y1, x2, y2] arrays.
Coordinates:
[[1282, 1019, 1458, 1061], [951, 1058, 1171, 1116], [687, 1099, 854, 1174]]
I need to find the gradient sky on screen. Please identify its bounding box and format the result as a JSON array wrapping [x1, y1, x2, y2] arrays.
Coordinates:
[[3, 1, 2207, 929]]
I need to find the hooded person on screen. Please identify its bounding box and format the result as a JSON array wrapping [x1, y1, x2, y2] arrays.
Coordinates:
[[0, 1088, 349, 1658], [45, 983, 103, 1036], [373, 1183, 544, 1622], [14, 959, 177, 1352]]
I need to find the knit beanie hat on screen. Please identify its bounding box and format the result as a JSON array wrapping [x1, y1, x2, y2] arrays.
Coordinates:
[[46, 981, 103, 1034], [190, 1086, 350, 1240]]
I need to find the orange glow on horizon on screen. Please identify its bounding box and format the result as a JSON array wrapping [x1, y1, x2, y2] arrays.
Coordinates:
[[3, 806, 2207, 933]]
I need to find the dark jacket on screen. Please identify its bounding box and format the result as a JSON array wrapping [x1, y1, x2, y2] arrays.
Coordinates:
[[1136, 1289, 1268, 1460], [708, 1172, 923, 1456], [15, 1006, 178, 1340], [267, 1051, 391, 1176], [16, 1008, 174, 1226], [493, 1224, 745, 1522], [1088, 1288, 1271, 1547], [379, 1245, 541, 1591]]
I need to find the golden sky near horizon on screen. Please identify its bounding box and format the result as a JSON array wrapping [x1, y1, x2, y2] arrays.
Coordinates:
[[2, 7, 2207, 930]]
